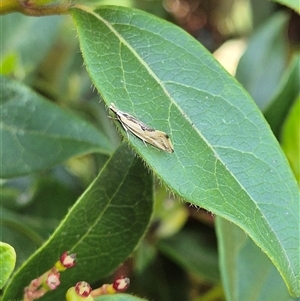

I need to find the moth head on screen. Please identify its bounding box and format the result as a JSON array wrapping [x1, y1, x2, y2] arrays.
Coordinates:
[[109, 103, 117, 112]]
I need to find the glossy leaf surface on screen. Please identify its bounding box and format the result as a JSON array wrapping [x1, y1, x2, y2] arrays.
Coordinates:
[[71, 6, 299, 296]]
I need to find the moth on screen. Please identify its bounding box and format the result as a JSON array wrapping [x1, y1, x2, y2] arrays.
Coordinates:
[[109, 103, 174, 153]]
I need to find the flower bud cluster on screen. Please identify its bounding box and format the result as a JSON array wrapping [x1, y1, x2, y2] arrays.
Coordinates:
[[23, 251, 76, 301], [66, 276, 130, 301], [23, 251, 130, 301]]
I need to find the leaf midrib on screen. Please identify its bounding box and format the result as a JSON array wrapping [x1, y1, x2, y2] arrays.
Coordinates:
[[74, 5, 295, 279]]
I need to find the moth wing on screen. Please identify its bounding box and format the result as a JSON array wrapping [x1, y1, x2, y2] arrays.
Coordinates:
[[144, 129, 174, 153]]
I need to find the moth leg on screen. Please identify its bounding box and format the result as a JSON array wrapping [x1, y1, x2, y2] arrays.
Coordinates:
[[119, 122, 130, 139], [141, 139, 148, 147], [109, 115, 131, 141]]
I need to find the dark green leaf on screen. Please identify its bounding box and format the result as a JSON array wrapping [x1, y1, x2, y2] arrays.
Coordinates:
[[264, 54, 300, 137], [236, 12, 289, 110], [71, 6, 299, 296], [130, 253, 189, 301], [250, 0, 275, 29], [281, 95, 300, 184], [271, 0, 300, 13], [2, 143, 153, 301], [21, 169, 81, 220], [0, 176, 35, 211], [1, 207, 54, 269], [0, 76, 113, 178]]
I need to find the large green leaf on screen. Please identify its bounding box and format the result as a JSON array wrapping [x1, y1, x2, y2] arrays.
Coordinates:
[[0, 76, 113, 178], [216, 217, 299, 301], [71, 6, 299, 296], [2, 143, 153, 301]]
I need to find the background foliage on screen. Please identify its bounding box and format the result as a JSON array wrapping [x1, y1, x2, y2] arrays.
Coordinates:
[[0, 0, 299, 301]]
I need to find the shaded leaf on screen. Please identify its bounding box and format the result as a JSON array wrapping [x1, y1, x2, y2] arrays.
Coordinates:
[[216, 217, 299, 301], [1, 207, 47, 268], [236, 12, 290, 110], [281, 95, 300, 184], [20, 169, 81, 220], [130, 252, 189, 301], [264, 54, 300, 138], [271, 0, 300, 13], [158, 226, 219, 283], [1, 143, 153, 301], [0, 14, 61, 75], [0, 76, 113, 178], [72, 6, 299, 296]]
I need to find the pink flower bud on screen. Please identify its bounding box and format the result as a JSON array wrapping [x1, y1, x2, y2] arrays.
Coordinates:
[[60, 251, 77, 268], [75, 281, 92, 297], [46, 272, 60, 290], [112, 276, 130, 292], [66, 285, 94, 301]]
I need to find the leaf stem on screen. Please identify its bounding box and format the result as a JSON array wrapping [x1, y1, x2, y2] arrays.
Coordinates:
[[0, 0, 72, 16], [0, 0, 19, 14]]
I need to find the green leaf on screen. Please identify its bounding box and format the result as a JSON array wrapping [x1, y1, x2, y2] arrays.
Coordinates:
[[264, 54, 300, 138], [1, 206, 46, 245], [1, 207, 47, 269], [0, 52, 18, 75], [0, 242, 16, 289], [2, 143, 153, 301], [281, 95, 300, 184], [20, 169, 81, 220], [271, 0, 300, 13], [0, 76, 113, 178], [0, 14, 61, 76], [236, 11, 289, 110], [216, 217, 299, 301], [71, 6, 299, 296]]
